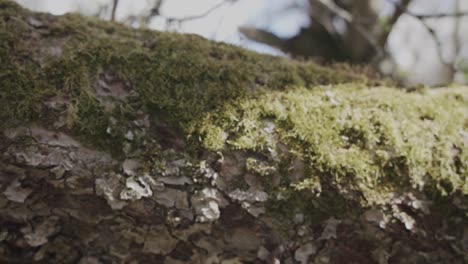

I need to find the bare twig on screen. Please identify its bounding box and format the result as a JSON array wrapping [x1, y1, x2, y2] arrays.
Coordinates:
[[410, 15, 451, 68], [451, 0, 462, 81], [385, 0, 468, 19], [137, 0, 164, 26], [111, 0, 119, 21], [316, 0, 352, 21], [146, 0, 234, 26], [408, 11, 468, 19], [384, 0, 466, 82], [404, 1, 466, 77]]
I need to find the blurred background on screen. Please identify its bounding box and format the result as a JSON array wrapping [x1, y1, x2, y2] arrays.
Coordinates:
[[14, 0, 468, 86]]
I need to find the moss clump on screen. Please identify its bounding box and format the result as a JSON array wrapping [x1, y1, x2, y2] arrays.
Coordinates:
[[265, 186, 353, 226], [0, 3, 54, 126], [0, 0, 378, 152], [0, 0, 21, 15], [196, 85, 468, 205], [246, 157, 276, 176]]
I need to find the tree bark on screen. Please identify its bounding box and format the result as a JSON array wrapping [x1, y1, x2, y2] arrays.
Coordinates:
[[0, 1, 467, 263]]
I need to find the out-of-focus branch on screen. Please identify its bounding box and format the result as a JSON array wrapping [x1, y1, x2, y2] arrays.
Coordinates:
[[139, 0, 163, 25], [408, 11, 468, 19], [453, 0, 462, 60], [385, 0, 467, 82], [315, 0, 384, 60], [403, 1, 466, 78], [410, 15, 451, 68], [316, 0, 352, 21], [238, 27, 284, 49], [111, 0, 119, 21], [166, 0, 231, 23], [379, 0, 412, 47], [149, 0, 164, 16], [145, 0, 234, 26], [450, 0, 461, 81]]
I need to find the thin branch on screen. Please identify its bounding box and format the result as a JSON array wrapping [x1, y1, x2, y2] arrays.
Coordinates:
[[385, 0, 468, 19], [408, 11, 468, 19], [453, 0, 462, 60], [111, 0, 119, 21], [409, 15, 452, 68], [315, 0, 385, 60], [451, 0, 462, 81], [146, 0, 233, 26], [137, 0, 164, 26], [404, 1, 466, 75], [383, 0, 464, 81], [149, 0, 164, 16], [316, 0, 352, 21], [453, 0, 462, 58]]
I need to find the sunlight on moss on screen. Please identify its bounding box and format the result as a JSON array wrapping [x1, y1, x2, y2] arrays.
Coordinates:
[[195, 85, 468, 205], [246, 157, 276, 176]]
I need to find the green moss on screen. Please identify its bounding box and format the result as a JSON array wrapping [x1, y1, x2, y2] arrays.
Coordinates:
[[48, 16, 365, 131], [0, 0, 22, 15], [266, 186, 353, 226], [0, 16, 53, 126], [292, 176, 322, 194], [246, 157, 276, 176], [197, 85, 468, 205], [0, 0, 376, 153], [195, 120, 228, 151], [69, 90, 124, 154]]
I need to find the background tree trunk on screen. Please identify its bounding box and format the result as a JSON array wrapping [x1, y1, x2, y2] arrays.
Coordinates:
[[0, 1, 467, 263]]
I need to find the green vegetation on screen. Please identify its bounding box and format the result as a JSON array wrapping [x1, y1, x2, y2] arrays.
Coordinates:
[[198, 85, 467, 205], [0, 0, 466, 212], [0, 0, 371, 130]]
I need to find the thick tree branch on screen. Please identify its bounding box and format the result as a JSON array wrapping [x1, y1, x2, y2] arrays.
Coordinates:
[[1, 2, 467, 263], [315, 0, 385, 60], [111, 0, 119, 21]]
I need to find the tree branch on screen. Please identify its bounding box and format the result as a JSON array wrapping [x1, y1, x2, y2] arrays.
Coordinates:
[[451, 0, 462, 81], [379, 0, 412, 47], [409, 15, 452, 68], [403, 1, 466, 75], [408, 11, 468, 19], [315, 0, 385, 60], [111, 0, 119, 21], [145, 0, 234, 26]]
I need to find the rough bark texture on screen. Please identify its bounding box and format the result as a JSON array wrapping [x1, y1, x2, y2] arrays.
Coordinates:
[[0, 1, 467, 263]]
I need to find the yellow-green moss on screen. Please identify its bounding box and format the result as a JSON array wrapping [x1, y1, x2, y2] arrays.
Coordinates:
[[246, 157, 276, 176], [196, 85, 468, 205]]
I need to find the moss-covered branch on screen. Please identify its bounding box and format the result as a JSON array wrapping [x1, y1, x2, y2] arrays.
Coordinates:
[[0, 1, 467, 263]]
